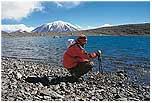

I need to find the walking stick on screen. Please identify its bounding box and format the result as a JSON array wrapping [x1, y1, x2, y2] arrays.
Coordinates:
[[97, 50, 103, 73]]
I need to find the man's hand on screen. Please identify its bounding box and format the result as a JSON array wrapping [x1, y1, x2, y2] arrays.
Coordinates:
[[96, 50, 102, 57]]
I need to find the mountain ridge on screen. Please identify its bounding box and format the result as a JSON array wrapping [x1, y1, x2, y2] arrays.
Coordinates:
[[2, 23, 150, 36], [80, 23, 150, 35], [32, 20, 80, 33]]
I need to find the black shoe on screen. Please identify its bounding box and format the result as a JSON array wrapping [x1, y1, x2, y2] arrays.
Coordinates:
[[68, 76, 79, 83]]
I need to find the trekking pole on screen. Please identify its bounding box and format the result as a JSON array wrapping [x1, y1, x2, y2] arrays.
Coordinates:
[[97, 50, 103, 73], [98, 56, 102, 73]]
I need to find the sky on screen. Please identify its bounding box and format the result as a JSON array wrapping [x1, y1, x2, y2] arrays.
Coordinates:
[[1, 1, 150, 32]]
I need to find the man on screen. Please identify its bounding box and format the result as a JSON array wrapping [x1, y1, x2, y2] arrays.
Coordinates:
[[63, 34, 101, 79]]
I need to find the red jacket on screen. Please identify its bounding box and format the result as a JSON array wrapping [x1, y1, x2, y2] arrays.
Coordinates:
[[63, 43, 97, 69]]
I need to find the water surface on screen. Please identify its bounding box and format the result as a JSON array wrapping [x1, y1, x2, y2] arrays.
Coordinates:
[[2, 35, 150, 85]]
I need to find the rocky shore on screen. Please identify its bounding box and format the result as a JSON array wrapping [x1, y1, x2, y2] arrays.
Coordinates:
[[1, 57, 150, 101]]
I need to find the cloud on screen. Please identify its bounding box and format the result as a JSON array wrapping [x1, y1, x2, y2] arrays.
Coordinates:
[[2, 1, 44, 20], [54, 1, 81, 9], [2, 24, 34, 33]]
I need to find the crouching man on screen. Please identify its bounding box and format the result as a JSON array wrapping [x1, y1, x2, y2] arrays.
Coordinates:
[[63, 34, 101, 80]]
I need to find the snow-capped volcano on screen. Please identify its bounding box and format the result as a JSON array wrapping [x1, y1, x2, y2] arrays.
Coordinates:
[[32, 20, 80, 33]]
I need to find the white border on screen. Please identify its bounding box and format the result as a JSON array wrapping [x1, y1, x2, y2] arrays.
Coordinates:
[[0, 0, 151, 2], [0, 0, 151, 103]]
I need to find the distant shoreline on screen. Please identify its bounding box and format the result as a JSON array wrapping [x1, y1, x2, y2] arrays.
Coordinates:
[[1, 33, 150, 38], [2, 23, 150, 37]]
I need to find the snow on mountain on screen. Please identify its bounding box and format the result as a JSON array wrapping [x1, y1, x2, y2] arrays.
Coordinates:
[[2, 24, 34, 33], [101, 24, 113, 27], [11, 29, 30, 33], [81, 24, 113, 30], [32, 20, 80, 33]]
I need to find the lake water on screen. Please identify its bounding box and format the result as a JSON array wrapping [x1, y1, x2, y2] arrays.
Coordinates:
[[2, 35, 150, 85]]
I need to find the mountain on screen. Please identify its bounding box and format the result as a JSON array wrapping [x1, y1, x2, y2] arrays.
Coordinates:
[[2, 24, 34, 33], [81, 23, 150, 35], [11, 29, 29, 33], [32, 20, 80, 33], [2, 23, 149, 37], [1, 31, 8, 34]]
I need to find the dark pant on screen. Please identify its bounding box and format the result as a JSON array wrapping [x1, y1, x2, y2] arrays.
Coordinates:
[[68, 61, 94, 78]]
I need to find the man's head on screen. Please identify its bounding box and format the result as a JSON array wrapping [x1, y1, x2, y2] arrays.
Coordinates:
[[76, 34, 87, 45]]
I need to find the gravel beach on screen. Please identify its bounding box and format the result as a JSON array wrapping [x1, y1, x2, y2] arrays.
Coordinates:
[[1, 57, 150, 101]]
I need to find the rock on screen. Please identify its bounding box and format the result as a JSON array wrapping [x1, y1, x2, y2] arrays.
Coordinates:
[[78, 97, 86, 101], [33, 96, 41, 100], [16, 72, 22, 79], [143, 86, 150, 90], [24, 87, 30, 92], [1, 57, 150, 101], [89, 75, 94, 79], [53, 84, 60, 90], [67, 82, 73, 90], [43, 95, 51, 100], [8, 70, 13, 75], [91, 96, 96, 100], [117, 97, 128, 101], [36, 95, 43, 99], [31, 90, 38, 95], [144, 94, 150, 101], [98, 89, 105, 93], [144, 97, 150, 101], [117, 81, 124, 87], [13, 62, 18, 68], [116, 70, 127, 78], [128, 97, 140, 101], [114, 94, 121, 99], [111, 87, 117, 94], [97, 86, 105, 89], [39, 89, 64, 99], [128, 91, 134, 97], [24, 92, 32, 97], [16, 96, 23, 100], [98, 95, 104, 100], [8, 97, 15, 101], [60, 82, 66, 91]]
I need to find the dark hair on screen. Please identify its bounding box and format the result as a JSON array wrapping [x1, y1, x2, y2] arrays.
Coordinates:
[[77, 35, 87, 40], [79, 36, 86, 39]]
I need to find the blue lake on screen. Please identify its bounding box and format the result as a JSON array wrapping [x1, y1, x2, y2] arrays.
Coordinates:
[[2, 35, 150, 85]]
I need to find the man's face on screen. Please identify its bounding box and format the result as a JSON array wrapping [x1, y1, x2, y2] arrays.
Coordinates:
[[79, 38, 87, 45]]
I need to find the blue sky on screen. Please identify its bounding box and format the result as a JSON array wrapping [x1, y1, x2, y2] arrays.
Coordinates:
[[2, 1, 150, 31]]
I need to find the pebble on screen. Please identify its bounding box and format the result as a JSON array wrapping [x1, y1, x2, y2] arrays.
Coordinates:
[[1, 57, 150, 101], [111, 87, 117, 94], [117, 97, 128, 101], [16, 72, 22, 79], [114, 94, 121, 99]]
